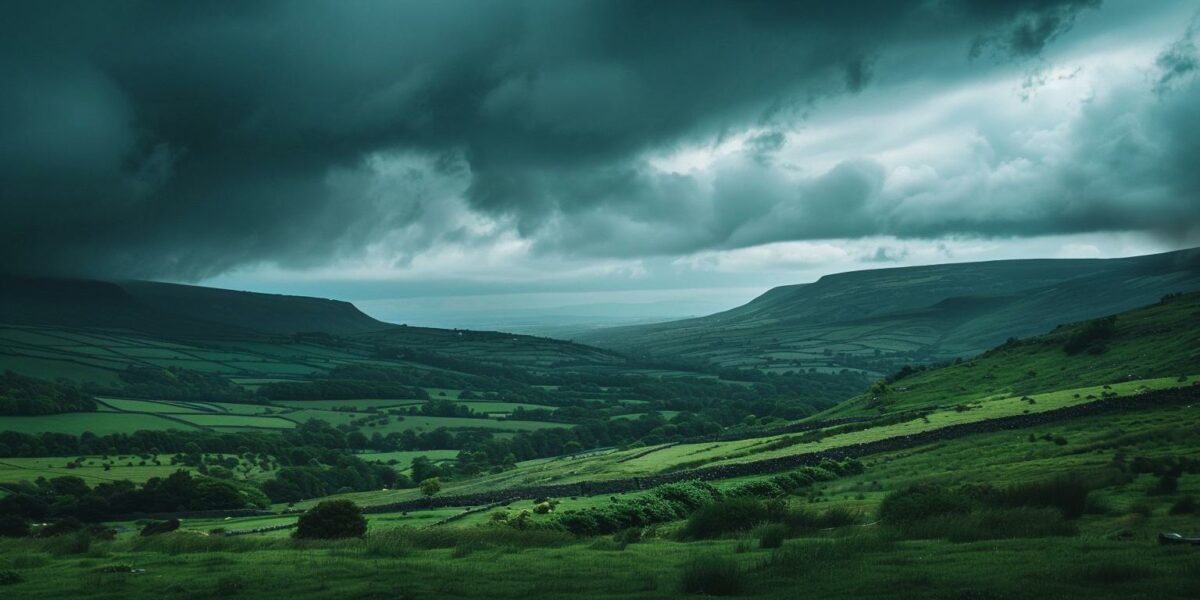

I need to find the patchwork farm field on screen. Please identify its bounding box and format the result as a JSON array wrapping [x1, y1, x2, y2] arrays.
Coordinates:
[[3, 396, 571, 438], [4, 395, 1200, 599], [0, 413, 201, 435], [293, 376, 1197, 509]]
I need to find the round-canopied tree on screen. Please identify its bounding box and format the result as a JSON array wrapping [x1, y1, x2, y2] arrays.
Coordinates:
[[294, 500, 367, 539]]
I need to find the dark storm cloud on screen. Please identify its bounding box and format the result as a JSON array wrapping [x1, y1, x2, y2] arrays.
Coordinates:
[[1154, 12, 1199, 95], [969, 0, 1100, 58], [2, 0, 1181, 280]]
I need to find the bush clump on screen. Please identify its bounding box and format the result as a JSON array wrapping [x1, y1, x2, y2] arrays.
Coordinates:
[[755, 524, 787, 549], [39, 517, 85, 537], [140, 519, 181, 537], [294, 500, 367, 540], [0, 515, 30, 538], [679, 555, 744, 596], [879, 476, 1091, 541], [1168, 496, 1197, 515], [899, 507, 1077, 542], [994, 476, 1090, 519], [1062, 316, 1117, 355], [878, 484, 973, 523], [680, 497, 784, 539], [555, 481, 721, 536]]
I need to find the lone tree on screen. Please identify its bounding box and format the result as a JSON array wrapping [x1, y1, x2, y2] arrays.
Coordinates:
[[419, 477, 441, 498], [294, 500, 367, 539]]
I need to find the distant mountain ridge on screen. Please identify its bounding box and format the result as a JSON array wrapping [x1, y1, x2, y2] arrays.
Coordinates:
[[0, 276, 389, 336], [577, 248, 1200, 374]]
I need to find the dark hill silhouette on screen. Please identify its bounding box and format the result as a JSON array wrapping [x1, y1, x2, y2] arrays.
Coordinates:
[[120, 281, 389, 336], [0, 275, 244, 336], [578, 247, 1200, 372]]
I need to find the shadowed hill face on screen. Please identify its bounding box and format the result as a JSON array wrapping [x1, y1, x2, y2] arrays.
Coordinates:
[[120, 281, 389, 336], [357, 326, 629, 369], [0, 275, 246, 336], [578, 248, 1200, 373], [0, 276, 389, 336]]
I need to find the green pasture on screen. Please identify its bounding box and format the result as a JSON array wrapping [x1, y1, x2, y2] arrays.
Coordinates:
[[269, 399, 424, 411], [0, 413, 198, 436], [172, 414, 297, 430], [95, 398, 209, 414]]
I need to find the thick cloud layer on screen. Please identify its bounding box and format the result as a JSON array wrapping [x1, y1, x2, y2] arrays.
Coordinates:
[[0, 0, 1195, 280]]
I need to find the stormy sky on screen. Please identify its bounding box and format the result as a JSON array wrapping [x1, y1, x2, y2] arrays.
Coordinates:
[[2, 1, 1199, 327]]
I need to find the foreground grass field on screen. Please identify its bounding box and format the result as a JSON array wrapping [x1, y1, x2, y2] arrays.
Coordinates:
[[1, 513, 1196, 599]]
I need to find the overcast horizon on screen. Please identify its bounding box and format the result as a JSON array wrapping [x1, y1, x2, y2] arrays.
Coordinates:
[[3, 1, 1199, 329]]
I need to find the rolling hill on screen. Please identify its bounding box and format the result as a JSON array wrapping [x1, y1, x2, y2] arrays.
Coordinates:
[[0, 276, 633, 386], [578, 247, 1200, 375]]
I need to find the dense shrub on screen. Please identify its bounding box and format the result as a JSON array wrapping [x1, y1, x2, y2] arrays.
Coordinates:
[[0, 515, 30, 538], [554, 481, 721, 536], [894, 507, 1077, 542], [881, 476, 1091, 526], [294, 500, 367, 540], [1062, 316, 1117, 355], [0, 570, 23, 586], [680, 497, 784, 539], [878, 484, 974, 523], [783, 507, 863, 532], [1168, 496, 1197, 515], [993, 476, 1090, 519], [140, 519, 181, 537], [0, 371, 96, 415], [1149, 473, 1179, 496], [755, 524, 787, 549], [679, 555, 744, 596], [39, 517, 85, 537], [656, 481, 721, 511]]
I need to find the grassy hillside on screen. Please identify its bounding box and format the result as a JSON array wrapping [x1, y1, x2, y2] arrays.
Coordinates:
[[579, 248, 1200, 374], [825, 291, 1200, 417]]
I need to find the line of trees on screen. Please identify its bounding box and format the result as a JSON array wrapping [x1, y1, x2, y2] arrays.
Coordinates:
[[0, 371, 96, 416]]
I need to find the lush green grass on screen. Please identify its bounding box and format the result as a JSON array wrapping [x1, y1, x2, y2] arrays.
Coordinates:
[[171, 414, 298, 430], [0, 523, 1196, 599]]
